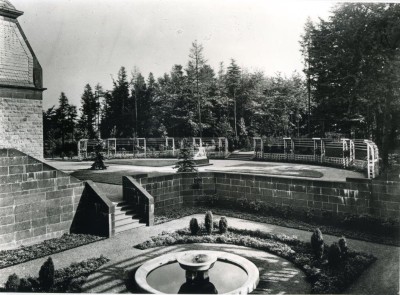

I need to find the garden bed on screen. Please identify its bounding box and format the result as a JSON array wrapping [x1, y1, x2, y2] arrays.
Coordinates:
[[1, 256, 109, 293], [134, 226, 376, 294], [0, 234, 104, 269], [154, 205, 400, 246]]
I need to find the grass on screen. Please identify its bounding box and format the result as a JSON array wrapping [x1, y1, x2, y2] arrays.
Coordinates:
[[154, 205, 400, 246], [134, 226, 376, 294], [0, 234, 104, 269]]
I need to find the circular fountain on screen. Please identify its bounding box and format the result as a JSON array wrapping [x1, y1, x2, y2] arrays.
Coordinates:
[[135, 250, 259, 294]]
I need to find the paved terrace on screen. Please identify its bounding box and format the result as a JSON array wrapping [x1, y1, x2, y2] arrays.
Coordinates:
[[44, 159, 365, 182], [0, 215, 397, 294]]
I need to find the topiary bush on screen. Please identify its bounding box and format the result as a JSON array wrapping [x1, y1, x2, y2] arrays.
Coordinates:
[[205, 211, 214, 234], [338, 236, 348, 257], [5, 273, 20, 292], [311, 228, 324, 259], [219, 216, 228, 234], [189, 218, 200, 235], [328, 243, 342, 266], [39, 257, 55, 291]]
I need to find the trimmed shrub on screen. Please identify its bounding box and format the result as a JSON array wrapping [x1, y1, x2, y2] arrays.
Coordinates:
[[219, 216, 228, 234], [39, 257, 55, 291], [5, 273, 20, 292], [311, 228, 324, 259], [189, 218, 200, 235], [338, 236, 348, 256], [328, 243, 342, 266], [205, 211, 214, 234], [18, 278, 33, 292]]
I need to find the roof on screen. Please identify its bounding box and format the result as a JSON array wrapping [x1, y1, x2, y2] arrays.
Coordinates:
[[0, 0, 23, 18]]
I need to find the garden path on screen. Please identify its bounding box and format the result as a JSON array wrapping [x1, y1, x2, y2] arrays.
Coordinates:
[[0, 215, 397, 294]]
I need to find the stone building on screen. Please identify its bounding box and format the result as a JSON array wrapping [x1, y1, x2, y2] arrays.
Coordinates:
[[0, 0, 44, 159]]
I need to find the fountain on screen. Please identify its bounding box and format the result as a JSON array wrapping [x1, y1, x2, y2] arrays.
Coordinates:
[[135, 250, 259, 294]]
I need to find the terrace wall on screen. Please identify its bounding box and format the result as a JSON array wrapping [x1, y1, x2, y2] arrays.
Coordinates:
[[133, 172, 399, 220], [0, 149, 84, 250]]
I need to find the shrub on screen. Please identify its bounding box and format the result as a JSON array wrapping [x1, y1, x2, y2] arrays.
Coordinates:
[[219, 216, 228, 234], [205, 211, 214, 234], [18, 278, 33, 292], [189, 218, 200, 235], [328, 243, 342, 266], [5, 273, 20, 292], [338, 236, 348, 256], [39, 257, 55, 291], [311, 228, 324, 259]]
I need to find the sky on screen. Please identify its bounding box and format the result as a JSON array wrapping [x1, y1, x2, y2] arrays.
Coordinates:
[[13, 0, 335, 111]]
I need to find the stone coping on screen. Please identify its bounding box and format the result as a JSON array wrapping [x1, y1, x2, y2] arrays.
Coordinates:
[[135, 250, 260, 294]]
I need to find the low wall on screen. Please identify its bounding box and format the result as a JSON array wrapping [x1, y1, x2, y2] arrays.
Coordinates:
[[130, 172, 399, 221], [0, 149, 84, 250]]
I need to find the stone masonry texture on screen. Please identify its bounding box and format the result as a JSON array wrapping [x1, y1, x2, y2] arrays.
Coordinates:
[[0, 98, 43, 159], [0, 149, 83, 250], [135, 172, 399, 220]]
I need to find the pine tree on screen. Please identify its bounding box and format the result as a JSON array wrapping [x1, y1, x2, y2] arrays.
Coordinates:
[[79, 84, 96, 139], [226, 59, 241, 139], [174, 139, 197, 172]]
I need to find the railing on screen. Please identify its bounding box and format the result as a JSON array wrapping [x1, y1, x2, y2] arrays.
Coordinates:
[[78, 137, 228, 160], [122, 176, 154, 226]]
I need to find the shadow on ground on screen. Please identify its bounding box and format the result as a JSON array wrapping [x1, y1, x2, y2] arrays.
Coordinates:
[[82, 243, 311, 294]]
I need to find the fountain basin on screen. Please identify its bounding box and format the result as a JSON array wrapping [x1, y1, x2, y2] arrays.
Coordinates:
[[177, 251, 217, 272], [135, 250, 259, 294]]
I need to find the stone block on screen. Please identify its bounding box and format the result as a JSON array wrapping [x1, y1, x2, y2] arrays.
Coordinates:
[[47, 215, 60, 224], [15, 203, 31, 214], [26, 164, 43, 173], [0, 166, 8, 176], [15, 229, 32, 241], [0, 206, 14, 216], [32, 217, 47, 227], [8, 165, 24, 174], [46, 206, 61, 217], [33, 226, 47, 237], [0, 215, 14, 225], [0, 224, 14, 235], [21, 181, 38, 191], [0, 196, 14, 207], [14, 221, 31, 231], [15, 212, 31, 223]]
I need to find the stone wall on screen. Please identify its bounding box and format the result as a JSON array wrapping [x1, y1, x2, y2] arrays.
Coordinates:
[[131, 172, 399, 220], [0, 97, 43, 159], [0, 149, 83, 250]]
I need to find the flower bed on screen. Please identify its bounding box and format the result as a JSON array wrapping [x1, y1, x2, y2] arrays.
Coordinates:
[[0, 234, 104, 269], [1, 256, 109, 293], [134, 227, 376, 294], [154, 205, 400, 246]]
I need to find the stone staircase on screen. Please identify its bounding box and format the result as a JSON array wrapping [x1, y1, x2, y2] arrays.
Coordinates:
[[226, 151, 255, 161], [113, 199, 146, 234]]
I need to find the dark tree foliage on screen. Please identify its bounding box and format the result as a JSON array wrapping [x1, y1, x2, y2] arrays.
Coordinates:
[[328, 242, 342, 266], [219, 216, 228, 234], [78, 84, 97, 139], [301, 3, 400, 164]]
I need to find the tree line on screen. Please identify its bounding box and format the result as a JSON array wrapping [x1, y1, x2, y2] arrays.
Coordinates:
[[43, 3, 399, 164]]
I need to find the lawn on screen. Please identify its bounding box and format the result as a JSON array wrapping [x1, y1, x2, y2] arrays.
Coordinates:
[[106, 159, 177, 167]]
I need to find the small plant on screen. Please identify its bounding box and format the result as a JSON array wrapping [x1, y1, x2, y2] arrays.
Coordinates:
[[328, 243, 342, 266], [18, 278, 33, 292], [311, 228, 324, 259], [205, 211, 214, 234], [189, 218, 200, 235], [338, 236, 348, 256], [39, 257, 55, 291], [219, 216, 228, 234], [174, 138, 197, 173], [5, 273, 20, 292], [91, 138, 107, 170]]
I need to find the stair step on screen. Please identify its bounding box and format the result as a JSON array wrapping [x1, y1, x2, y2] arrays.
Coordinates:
[[115, 222, 146, 234], [115, 211, 140, 220], [115, 217, 140, 227]]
